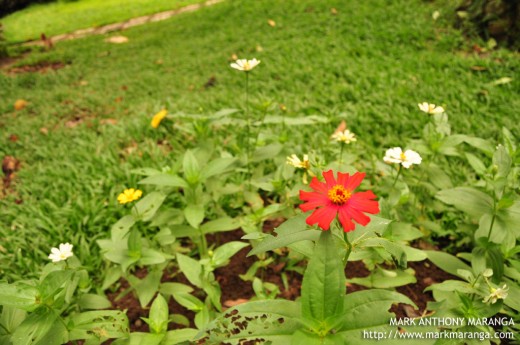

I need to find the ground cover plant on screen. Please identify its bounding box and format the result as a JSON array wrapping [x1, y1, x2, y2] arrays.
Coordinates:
[[0, 0, 519, 344], [0, 0, 209, 43]]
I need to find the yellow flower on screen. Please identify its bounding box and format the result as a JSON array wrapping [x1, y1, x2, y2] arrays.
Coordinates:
[[331, 129, 357, 144], [287, 154, 310, 170], [151, 109, 168, 128], [118, 188, 143, 204], [230, 58, 261, 72]]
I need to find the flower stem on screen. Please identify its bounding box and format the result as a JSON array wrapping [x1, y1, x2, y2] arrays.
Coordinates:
[[245, 72, 251, 187], [486, 205, 497, 242], [392, 165, 402, 187], [343, 231, 352, 267], [339, 142, 344, 167], [199, 228, 208, 258]]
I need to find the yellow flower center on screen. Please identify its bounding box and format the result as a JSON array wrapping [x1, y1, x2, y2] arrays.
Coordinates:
[[400, 152, 407, 161], [327, 185, 352, 205]]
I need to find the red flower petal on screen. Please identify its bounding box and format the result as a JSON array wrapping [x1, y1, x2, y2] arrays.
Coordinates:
[[322, 170, 337, 189], [309, 176, 328, 193], [344, 172, 366, 191], [338, 208, 356, 232], [306, 207, 337, 230]]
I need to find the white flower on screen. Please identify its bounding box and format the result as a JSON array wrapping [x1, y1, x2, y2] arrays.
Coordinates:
[[286, 154, 310, 170], [331, 129, 357, 144], [483, 284, 508, 304], [230, 58, 261, 72], [48, 243, 74, 262], [418, 102, 445, 114], [432, 11, 440, 21], [384, 147, 422, 168]]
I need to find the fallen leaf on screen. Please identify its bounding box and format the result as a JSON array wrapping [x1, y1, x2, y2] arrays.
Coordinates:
[[231, 53, 238, 60], [403, 304, 421, 318], [105, 35, 129, 44], [267, 19, 276, 27], [115, 96, 123, 103], [2, 156, 20, 178], [256, 45, 263, 52], [8, 134, 18, 142], [490, 77, 512, 86], [155, 59, 163, 65], [100, 118, 118, 125], [330, 7, 338, 15], [470, 66, 487, 71], [79, 80, 88, 86], [65, 117, 83, 128], [203, 76, 217, 89], [223, 299, 249, 308], [40, 127, 49, 135], [14, 99, 28, 111]]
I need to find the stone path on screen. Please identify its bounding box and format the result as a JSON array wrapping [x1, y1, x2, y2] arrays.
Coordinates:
[[25, 0, 223, 46]]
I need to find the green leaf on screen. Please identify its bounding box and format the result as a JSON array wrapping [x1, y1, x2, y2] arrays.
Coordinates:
[[0, 283, 40, 311], [176, 253, 202, 287], [493, 145, 512, 178], [163, 328, 199, 344], [436, 187, 494, 220], [127, 333, 164, 345], [69, 310, 129, 341], [465, 153, 487, 175], [78, 294, 112, 310], [0, 306, 27, 336], [110, 215, 136, 242], [138, 174, 188, 189], [248, 230, 321, 257], [361, 237, 407, 269], [503, 278, 520, 311], [39, 270, 74, 300], [12, 309, 68, 345], [301, 231, 345, 323], [173, 293, 204, 311], [183, 150, 201, 185], [139, 248, 166, 266], [200, 157, 236, 180], [148, 294, 169, 334], [200, 217, 239, 234], [454, 134, 495, 155], [425, 250, 471, 278], [132, 192, 167, 222], [127, 269, 162, 308], [127, 229, 142, 257], [251, 143, 283, 162], [346, 268, 416, 288], [335, 289, 416, 337], [159, 282, 193, 297], [201, 300, 301, 344], [425, 280, 475, 294], [211, 241, 249, 268], [184, 204, 204, 229]]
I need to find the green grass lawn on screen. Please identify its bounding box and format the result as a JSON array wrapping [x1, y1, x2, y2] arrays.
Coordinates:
[[0, 0, 518, 281], [0, 0, 208, 43]]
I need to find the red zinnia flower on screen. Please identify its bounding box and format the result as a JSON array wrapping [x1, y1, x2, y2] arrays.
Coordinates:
[[299, 170, 379, 232]]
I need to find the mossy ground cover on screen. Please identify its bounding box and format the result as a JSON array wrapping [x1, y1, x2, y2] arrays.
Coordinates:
[[0, 0, 518, 282]]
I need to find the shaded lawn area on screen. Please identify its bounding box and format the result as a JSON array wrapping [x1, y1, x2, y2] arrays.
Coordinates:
[[0, 0, 518, 280], [0, 0, 209, 43]]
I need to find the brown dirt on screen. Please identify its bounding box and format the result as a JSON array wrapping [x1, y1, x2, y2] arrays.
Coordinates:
[[5, 61, 68, 75]]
